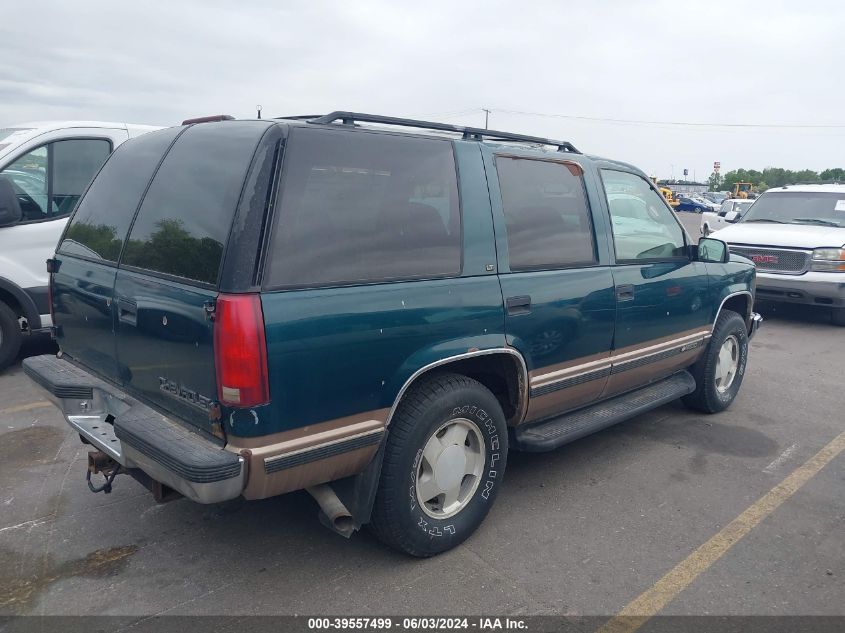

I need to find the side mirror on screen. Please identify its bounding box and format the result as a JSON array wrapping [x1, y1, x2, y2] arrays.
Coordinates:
[[697, 237, 730, 264], [724, 210, 740, 223], [0, 176, 22, 228]]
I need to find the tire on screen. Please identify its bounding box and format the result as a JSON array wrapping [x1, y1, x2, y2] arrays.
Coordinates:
[[370, 373, 508, 557], [683, 309, 748, 413], [0, 300, 24, 371], [832, 308, 845, 327]]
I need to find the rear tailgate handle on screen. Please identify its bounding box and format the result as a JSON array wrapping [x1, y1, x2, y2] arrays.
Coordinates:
[[506, 295, 531, 316], [118, 299, 137, 326], [616, 284, 635, 302]]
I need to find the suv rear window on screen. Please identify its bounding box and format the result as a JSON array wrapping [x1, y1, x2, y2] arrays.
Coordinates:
[[264, 128, 461, 289], [121, 122, 268, 285], [60, 128, 180, 262]]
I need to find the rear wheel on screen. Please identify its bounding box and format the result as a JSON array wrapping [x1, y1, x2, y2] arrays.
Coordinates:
[[370, 373, 507, 557], [683, 309, 748, 413], [0, 301, 23, 371], [832, 308, 845, 327]]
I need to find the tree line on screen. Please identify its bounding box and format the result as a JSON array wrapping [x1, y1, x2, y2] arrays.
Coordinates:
[[709, 167, 845, 193]]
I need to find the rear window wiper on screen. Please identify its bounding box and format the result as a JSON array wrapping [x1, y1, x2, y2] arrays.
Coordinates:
[[790, 217, 842, 227], [744, 218, 787, 223]]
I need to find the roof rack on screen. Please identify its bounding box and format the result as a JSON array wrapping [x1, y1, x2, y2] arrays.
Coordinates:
[[785, 180, 844, 186], [292, 111, 580, 153]]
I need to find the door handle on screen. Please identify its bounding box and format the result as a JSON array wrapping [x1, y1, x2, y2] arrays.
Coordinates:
[[615, 285, 635, 302], [118, 299, 137, 326], [506, 295, 531, 316]]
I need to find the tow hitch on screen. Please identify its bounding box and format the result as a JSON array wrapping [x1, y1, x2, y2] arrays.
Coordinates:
[[86, 450, 122, 494]]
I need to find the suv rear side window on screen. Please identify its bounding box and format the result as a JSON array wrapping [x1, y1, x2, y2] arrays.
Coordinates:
[[496, 156, 596, 271], [60, 128, 180, 262], [121, 122, 268, 285], [265, 128, 461, 289], [601, 170, 686, 261]]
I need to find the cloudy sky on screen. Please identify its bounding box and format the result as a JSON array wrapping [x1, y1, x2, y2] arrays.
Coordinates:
[[2, 0, 842, 180]]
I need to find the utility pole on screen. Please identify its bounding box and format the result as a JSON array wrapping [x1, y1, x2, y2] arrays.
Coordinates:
[[257, 105, 262, 119], [482, 108, 491, 129]]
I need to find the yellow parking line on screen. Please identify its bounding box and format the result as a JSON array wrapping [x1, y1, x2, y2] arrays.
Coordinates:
[[0, 401, 52, 416], [598, 429, 845, 633]]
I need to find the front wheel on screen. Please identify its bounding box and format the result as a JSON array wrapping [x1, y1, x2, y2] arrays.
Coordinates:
[[0, 301, 23, 371], [683, 309, 749, 413], [370, 373, 508, 557]]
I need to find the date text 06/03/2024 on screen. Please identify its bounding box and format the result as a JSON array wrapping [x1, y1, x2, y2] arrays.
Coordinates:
[[306, 616, 528, 630]]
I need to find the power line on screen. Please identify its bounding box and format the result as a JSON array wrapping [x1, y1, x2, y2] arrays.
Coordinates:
[[489, 108, 845, 129]]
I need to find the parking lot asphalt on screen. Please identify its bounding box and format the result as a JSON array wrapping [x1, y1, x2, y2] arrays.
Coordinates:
[[1, 212, 843, 622]]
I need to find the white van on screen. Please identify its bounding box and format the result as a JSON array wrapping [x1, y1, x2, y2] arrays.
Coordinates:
[[0, 121, 160, 368]]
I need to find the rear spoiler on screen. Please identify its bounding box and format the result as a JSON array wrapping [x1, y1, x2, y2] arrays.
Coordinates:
[[181, 115, 235, 125]]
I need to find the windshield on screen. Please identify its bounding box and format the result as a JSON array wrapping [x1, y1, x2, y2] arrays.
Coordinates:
[[0, 128, 34, 154], [0, 128, 32, 142], [741, 192, 845, 227]]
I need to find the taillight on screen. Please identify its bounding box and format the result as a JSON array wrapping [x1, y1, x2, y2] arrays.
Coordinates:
[[213, 294, 270, 407]]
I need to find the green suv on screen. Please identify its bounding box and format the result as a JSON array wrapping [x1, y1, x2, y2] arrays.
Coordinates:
[[23, 112, 761, 556]]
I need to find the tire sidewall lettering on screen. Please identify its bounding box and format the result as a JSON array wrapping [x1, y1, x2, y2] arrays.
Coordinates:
[[408, 402, 503, 537], [713, 324, 748, 403]]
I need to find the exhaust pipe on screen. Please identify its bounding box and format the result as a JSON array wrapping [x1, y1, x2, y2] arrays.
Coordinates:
[[306, 484, 356, 538]]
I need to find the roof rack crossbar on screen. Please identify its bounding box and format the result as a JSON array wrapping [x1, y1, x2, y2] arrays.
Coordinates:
[[301, 111, 580, 153]]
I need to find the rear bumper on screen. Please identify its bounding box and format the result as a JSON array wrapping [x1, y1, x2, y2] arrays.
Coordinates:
[[22, 354, 245, 504], [756, 271, 845, 307]]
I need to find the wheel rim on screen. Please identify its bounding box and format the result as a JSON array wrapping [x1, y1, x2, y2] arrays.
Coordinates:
[[416, 418, 485, 519], [715, 335, 740, 393]]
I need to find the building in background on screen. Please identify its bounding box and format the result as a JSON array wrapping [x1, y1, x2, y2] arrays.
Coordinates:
[[657, 179, 709, 195]]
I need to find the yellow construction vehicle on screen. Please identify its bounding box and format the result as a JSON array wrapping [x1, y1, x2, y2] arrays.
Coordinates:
[[660, 186, 680, 207], [733, 182, 753, 199]]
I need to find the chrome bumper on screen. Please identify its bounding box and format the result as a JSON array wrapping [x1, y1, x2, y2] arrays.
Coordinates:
[[755, 271, 845, 307], [22, 354, 245, 504], [748, 312, 762, 340]]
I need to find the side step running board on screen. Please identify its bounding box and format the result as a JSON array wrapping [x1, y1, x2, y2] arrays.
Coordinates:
[[513, 371, 696, 452]]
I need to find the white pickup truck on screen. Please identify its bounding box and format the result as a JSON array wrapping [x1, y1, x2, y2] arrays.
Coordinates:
[[700, 199, 754, 236], [0, 121, 159, 368], [712, 184, 845, 326]]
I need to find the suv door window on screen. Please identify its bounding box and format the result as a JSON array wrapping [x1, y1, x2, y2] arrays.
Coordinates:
[[265, 128, 461, 288], [495, 156, 596, 270], [60, 128, 181, 262], [121, 122, 266, 285], [0, 139, 111, 222], [601, 170, 686, 261]]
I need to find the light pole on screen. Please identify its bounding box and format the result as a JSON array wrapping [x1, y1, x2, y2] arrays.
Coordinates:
[[482, 108, 491, 129]]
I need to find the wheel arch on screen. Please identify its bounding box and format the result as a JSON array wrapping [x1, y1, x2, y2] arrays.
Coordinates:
[[716, 290, 752, 331], [0, 276, 41, 329], [386, 348, 529, 427]]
